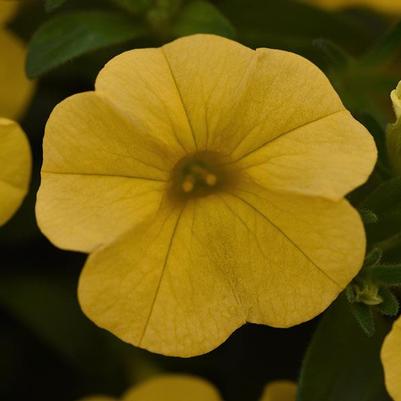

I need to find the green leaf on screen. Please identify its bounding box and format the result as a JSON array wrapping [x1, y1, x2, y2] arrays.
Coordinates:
[[364, 247, 383, 268], [27, 11, 147, 78], [0, 273, 125, 383], [312, 38, 352, 70], [359, 208, 379, 225], [345, 285, 356, 303], [109, 0, 152, 14], [350, 302, 376, 337], [362, 20, 401, 66], [377, 288, 400, 316], [360, 177, 401, 213], [369, 264, 401, 286], [45, 0, 67, 12], [297, 296, 392, 401], [172, 0, 235, 38]]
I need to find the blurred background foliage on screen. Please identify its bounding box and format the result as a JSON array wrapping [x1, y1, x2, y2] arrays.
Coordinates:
[[1, 0, 401, 400]]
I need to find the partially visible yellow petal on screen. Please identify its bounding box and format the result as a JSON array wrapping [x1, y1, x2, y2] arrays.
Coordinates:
[[0, 118, 31, 225], [0, 29, 34, 119], [162, 36, 344, 159], [0, 1, 18, 25], [236, 110, 376, 200], [382, 316, 401, 401], [260, 381, 297, 401], [78, 200, 245, 357], [123, 375, 222, 401], [37, 92, 172, 252], [307, 0, 401, 13]]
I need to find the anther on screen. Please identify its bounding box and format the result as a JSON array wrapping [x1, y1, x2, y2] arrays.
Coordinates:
[[205, 173, 217, 186], [182, 176, 195, 193]]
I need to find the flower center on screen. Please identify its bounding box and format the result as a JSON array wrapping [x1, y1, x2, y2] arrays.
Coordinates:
[[181, 162, 218, 193], [170, 152, 230, 200]]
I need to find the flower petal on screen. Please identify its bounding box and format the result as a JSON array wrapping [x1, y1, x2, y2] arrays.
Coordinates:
[[381, 317, 401, 401], [307, 0, 401, 13], [161, 36, 344, 158], [260, 381, 297, 401], [0, 2, 18, 25], [0, 29, 34, 119], [95, 47, 199, 154], [79, 180, 364, 355], [235, 110, 376, 200], [0, 118, 31, 226], [78, 200, 246, 357], [37, 92, 172, 252], [215, 187, 364, 327], [123, 375, 222, 401]]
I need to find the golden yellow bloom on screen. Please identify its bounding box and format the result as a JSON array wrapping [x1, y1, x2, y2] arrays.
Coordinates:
[[261, 381, 297, 401], [0, 1, 18, 24], [0, 118, 31, 225], [0, 0, 34, 119], [79, 375, 295, 401], [36, 34, 376, 357], [381, 316, 401, 401], [387, 81, 401, 176], [306, 0, 401, 13]]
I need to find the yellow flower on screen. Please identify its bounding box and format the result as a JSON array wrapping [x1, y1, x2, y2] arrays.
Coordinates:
[[0, 0, 35, 119], [0, 118, 31, 226], [306, 0, 401, 13], [261, 381, 297, 401], [79, 375, 296, 401], [387, 81, 401, 176], [381, 316, 401, 401], [36, 34, 377, 357]]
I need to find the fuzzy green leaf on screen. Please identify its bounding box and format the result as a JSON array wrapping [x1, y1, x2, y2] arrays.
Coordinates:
[[359, 208, 379, 225], [27, 11, 147, 78], [109, 0, 152, 14], [377, 288, 400, 316], [364, 248, 383, 268], [360, 177, 401, 213], [297, 296, 391, 401], [45, 0, 67, 12], [172, 0, 235, 38], [312, 38, 352, 70], [369, 264, 401, 286], [350, 302, 376, 337]]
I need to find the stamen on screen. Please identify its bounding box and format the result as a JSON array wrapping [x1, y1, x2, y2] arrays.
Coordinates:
[[205, 173, 217, 186], [182, 176, 195, 193]]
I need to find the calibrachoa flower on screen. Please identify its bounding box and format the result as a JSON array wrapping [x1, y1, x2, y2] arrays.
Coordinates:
[[78, 375, 296, 401], [0, 0, 34, 119], [381, 316, 401, 401], [0, 118, 31, 225], [36, 34, 377, 356], [307, 0, 401, 13]]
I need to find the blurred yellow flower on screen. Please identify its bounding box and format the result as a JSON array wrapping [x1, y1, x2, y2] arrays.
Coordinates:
[[0, 1, 18, 24], [261, 381, 297, 401], [79, 375, 296, 401], [307, 0, 401, 13], [0, 118, 31, 226], [387, 81, 401, 175], [0, 0, 35, 119], [381, 316, 401, 401], [36, 34, 376, 357]]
